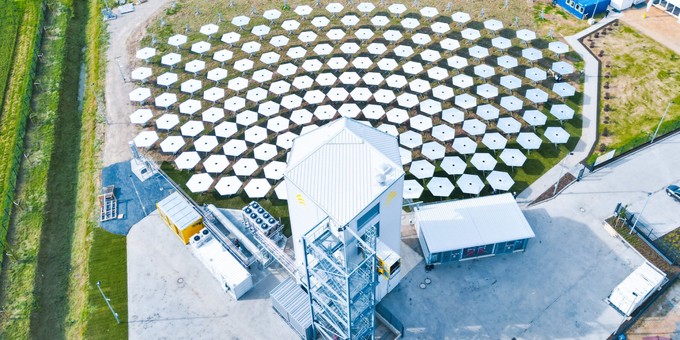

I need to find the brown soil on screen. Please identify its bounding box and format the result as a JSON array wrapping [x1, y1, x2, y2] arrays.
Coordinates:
[[620, 6, 680, 55], [606, 216, 680, 276], [531, 172, 576, 204]]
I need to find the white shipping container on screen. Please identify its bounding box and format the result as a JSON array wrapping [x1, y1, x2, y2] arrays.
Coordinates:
[[191, 233, 253, 299]]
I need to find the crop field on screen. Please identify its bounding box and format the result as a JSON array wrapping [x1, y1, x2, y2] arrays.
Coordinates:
[[0, 0, 65, 338], [0, 0, 44, 263], [0, 1, 22, 111]]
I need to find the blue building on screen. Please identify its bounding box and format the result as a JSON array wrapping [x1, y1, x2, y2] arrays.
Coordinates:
[[555, 0, 612, 19]]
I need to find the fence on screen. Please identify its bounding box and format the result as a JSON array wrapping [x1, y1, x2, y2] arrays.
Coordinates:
[[376, 303, 405, 338], [627, 214, 679, 266], [590, 122, 680, 171], [614, 204, 680, 265], [0, 1, 47, 260]]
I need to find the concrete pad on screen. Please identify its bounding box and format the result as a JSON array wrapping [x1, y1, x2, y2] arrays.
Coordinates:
[[382, 207, 643, 339], [100, 162, 174, 235], [381, 135, 680, 338], [557, 133, 680, 237], [127, 211, 297, 340]]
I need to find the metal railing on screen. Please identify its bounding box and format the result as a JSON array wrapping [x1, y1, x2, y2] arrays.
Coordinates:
[[376, 303, 404, 338], [614, 204, 679, 265], [145, 157, 251, 268]]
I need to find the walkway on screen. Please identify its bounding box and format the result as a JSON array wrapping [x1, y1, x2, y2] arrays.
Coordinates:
[[517, 15, 620, 203], [103, 0, 170, 167]]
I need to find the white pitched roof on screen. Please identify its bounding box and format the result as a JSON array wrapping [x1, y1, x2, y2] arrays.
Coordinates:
[[285, 118, 403, 226], [415, 193, 535, 253]]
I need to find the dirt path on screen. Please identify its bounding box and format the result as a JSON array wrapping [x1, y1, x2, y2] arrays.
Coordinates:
[[103, 0, 171, 166], [626, 280, 680, 339], [620, 6, 680, 55]]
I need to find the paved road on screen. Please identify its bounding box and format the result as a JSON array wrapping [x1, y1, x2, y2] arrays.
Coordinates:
[[554, 132, 680, 237], [103, 0, 170, 166]]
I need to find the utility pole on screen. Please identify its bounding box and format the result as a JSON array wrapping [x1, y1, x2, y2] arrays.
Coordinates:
[[651, 101, 673, 143], [553, 152, 574, 195], [96, 281, 120, 324], [629, 192, 652, 235]]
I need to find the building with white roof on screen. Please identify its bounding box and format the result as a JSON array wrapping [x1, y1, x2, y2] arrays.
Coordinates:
[[415, 193, 535, 265], [190, 228, 253, 299], [285, 117, 405, 268], [608, 261, 667, 316], [157, 191, 204, 244]]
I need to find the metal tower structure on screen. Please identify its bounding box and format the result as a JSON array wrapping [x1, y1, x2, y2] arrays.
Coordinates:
[[302, 217, 378, 340]]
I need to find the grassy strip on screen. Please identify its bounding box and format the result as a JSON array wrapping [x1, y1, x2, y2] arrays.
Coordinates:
[[0, 0, 44, 265], [0, 1, 57, 338], [79, 0, 129, 338], [0, 1, 22, 114], [588, 23, 680, 162], [24, 0, 101, 337], [84, 229, 128, 339], [56, 0, 107, 336], [606, 216, 679, 275]]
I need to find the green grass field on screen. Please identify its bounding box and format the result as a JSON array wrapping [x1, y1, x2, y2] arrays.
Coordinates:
[[0, 0, 73, 338], [589, 23, 680, 162], [85, 228, 128, 340], [0, 0, 47, 337], [26, 0, 94, 336]]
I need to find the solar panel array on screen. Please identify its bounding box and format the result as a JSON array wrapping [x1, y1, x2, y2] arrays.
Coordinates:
[[129, 2, 578, 199]]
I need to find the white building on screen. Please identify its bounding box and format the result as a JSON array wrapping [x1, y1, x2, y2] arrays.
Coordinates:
[[648, 0, 680, 20], [189, 229, 253, 299], [284, 117, 404, 270], [608, 261, 667, 316], [415, 193, 535, 265]]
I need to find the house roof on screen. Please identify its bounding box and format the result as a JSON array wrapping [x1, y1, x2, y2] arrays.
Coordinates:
[[415, 193, 535, 253], [285, 118, 403, 226]]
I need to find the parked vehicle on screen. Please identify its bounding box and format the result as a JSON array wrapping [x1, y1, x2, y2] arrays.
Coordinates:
[[666, 185, 680, 202]]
